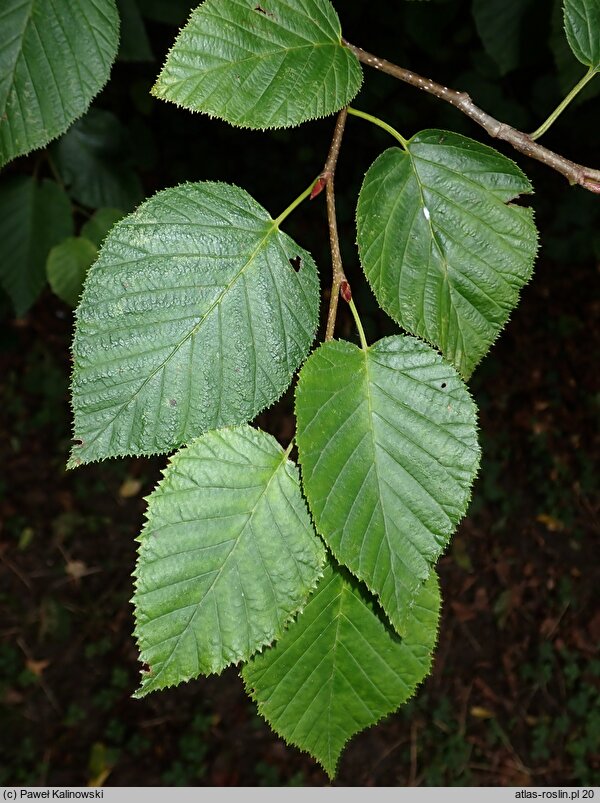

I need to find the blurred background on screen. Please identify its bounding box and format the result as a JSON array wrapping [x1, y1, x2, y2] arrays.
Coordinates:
[[1, 0, 599, 786]]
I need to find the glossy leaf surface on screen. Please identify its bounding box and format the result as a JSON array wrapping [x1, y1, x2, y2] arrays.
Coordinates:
[[564, 0, 600, 69], [356, 132, 538, 378]]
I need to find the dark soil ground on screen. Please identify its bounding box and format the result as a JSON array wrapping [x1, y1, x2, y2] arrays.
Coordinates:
[[1, 242, 598, 786]]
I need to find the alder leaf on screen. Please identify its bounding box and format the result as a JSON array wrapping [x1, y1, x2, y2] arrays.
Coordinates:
[[356, 132, 538, 379], [295, 335, 479, 635], [152, 0, 362, 129], [70, 182, 319, 466], [243, 562, 440, 778], [133, 425, 325, 695], [0, 0, 120, 167], [564, 0, 600, 69], [0, 177, 73, 315], [47, 237, 98, 308]]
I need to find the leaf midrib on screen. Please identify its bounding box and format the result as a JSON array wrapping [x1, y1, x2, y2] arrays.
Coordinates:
[[77, 218, 281, 453], [360, 346, 409, 628], [157, 41, 339, 88], [402, 146, 524, 371], [139, 441, 288, 685], [0, 0, 34, 116]]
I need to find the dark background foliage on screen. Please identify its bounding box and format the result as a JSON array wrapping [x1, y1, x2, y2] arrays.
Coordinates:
[[1, 0, 598, 786]]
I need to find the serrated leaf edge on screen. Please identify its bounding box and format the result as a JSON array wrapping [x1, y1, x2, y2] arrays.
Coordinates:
[[241, 566, 442, 778], [130, 423, 326, 697], [67, 179, 320, 469], [150, 2, 363, 131], [0, 1, 121, 169], [294, 334, 481, 637], [355, 130, 540, 380]]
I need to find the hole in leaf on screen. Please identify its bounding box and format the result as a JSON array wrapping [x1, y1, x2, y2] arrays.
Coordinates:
[[289, 256, 302, 272], [72, 438, 84, 446], [254, 5, 273, 16], [441, 383, 447, 389], [506, 195, 532, 208]]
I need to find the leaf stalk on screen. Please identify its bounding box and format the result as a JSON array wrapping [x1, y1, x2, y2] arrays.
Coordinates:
[[273, 180, 318, 228], [530, 66, 597, 141], [349, 298, 368, 350], [347, 107, 408, 148]]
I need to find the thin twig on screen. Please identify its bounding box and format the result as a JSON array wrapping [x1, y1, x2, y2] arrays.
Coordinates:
[[317, 108, 349, 341], [343, 40, 600, 193]]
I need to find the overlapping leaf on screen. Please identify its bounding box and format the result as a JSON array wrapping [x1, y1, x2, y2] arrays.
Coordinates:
[[0, 177, 73, 315], [134, 425, 325, 696], [47, 237, 98, 307], [81, 208, 125, 248], [243, 562, 440, 777], [356, 131, 539, 379], [52, 110, 143, 211], [0, 0, 120, 167], [70, 181, 319, 465], [295, 335, 479, 635], [152, 0, 362, 129], [564, 0, 600, 69]]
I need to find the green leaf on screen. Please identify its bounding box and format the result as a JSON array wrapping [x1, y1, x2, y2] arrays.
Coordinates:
[[0, 177, 73, 315], [0, 0, 120, 167], [70, 182, 319, 466], [80, 208, 125, 248], [356, 132, 538, 379], [472, 0, 533, 75], [295, 335, 479, 635], [52, 110, 143, 211], [133, 425, 325, 696], [152, 0, 362, 129], [564, 0, 600, 69], [551, 0, 600, 100], [243, 562, 440, 778], [47, 237, 98, 307]]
